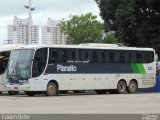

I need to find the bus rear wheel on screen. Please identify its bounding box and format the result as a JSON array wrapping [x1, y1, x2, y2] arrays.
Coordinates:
[[8, 91, 19, 95], [117, 81, 127, 94], [45, 82, 57, 96], [128, 81, 137, 94]]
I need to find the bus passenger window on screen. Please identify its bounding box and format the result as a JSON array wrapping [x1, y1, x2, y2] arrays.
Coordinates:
[[65, 49, 76, 62], [71, 51, 76, 61], [128, 53, 132, 63], [101, 52, 105, 63], [127, 52, 136, 63], [109, 52, 114, 63], [92, 51, 97, 63], [85, 52, 88, 61], [119, 52, 125, 63], [136, 52, 144, 63], [145, 52, 154, 63], [49, 51, 57, 63], [97, 51, 105, 63]]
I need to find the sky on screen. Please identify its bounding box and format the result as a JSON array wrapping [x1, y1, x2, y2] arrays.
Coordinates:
[[0, 0, 101, 44]]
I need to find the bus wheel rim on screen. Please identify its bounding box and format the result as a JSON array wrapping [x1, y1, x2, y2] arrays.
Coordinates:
[[48, 85, 55, 95]]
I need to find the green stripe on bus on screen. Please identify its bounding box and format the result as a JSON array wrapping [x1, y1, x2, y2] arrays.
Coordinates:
[[137, 64, 146, 74], [131, 64, 146, 74], [131, 64, 139, 73]]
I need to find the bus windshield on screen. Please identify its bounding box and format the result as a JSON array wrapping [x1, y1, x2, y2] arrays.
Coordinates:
[[7, 49, 34, 80]]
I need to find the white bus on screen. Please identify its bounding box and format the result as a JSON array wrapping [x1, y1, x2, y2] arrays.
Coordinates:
[[0, 44, 21, 95], [6, 44, 156, 96]]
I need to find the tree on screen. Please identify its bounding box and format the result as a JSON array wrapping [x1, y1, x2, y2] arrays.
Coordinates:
[[96, 0, 160, 56], [59, 13, 104, 44], [98, 34, 118, 44]]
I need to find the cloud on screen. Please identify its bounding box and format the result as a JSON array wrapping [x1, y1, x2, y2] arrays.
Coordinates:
[[0, 0, 101, 41], [0, 0, 99, 16]]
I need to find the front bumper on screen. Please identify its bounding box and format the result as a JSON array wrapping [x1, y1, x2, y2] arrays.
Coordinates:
[[7, 84, 34, 91]]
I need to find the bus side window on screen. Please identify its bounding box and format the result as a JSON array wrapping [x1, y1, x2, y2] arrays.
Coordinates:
[[92, 51, 97, 63], [78, 50, 82, 61], [71, 51, 76, 61], [64, 49, 76, 62], [104, 51, 109, 63], [49, 49, 58, 63], [127, 52, 136, 63], [97, 51, 105, 63], [145, 51, 154, 63], [109, 51, 115, 63], [61, 49, 67, 63], [84, 52, 88, 61], [136, 52, 144, 63], [32, 48, 47, 77], [81, 50, 89, 61], [119, 52, 125, 63]]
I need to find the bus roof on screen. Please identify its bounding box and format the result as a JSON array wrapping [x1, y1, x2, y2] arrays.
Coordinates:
[[15, 44, 155, 52]]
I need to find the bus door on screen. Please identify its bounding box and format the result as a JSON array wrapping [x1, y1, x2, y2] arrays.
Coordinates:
[[0, 52, 8, 90], [32, 48, 48, 90]]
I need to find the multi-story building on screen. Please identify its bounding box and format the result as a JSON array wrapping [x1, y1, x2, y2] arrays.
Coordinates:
[[7, 16, 39, 44], [41, 18, 66, 45]]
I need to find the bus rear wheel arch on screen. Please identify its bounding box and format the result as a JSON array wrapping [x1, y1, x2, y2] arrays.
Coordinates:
[[45, 81, 58, 96], [127, 80, 138, 94], [117, 80, 127, 94]]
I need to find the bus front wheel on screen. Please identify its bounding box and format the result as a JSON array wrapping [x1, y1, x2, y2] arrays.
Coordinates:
[[128, 81, 138, 94], [117, 81, 127, 94], [45, 82, 57, 96]]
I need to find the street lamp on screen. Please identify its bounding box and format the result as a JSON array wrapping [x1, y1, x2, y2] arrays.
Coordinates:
[[24, 0, 35, 44]]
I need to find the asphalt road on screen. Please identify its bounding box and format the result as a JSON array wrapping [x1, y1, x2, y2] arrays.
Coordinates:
[[0, 92, 160, 114]]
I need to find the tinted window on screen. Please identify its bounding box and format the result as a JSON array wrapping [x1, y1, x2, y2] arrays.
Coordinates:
[[145, 51, 154, 63], [32, 48, 48, 77], [136, 52, 144, 63], [126, 51, 136, 63], [109, 51, 115, 63], [117, 51, 125, 63], [0, 51, 10, 74]]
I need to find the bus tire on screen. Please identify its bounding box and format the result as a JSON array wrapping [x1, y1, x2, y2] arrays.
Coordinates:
[[8, 91, 19, 95], [117, 81, 127, 94], [95, 90, 107, 94], [45, 82, 57, 96], [25, 91, 35, 96], [128, 81, 138, 94]]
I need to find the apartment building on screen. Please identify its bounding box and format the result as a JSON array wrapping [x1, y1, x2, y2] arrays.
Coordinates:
[[41, 18, 66, 45], [7, 16, 39, 44]]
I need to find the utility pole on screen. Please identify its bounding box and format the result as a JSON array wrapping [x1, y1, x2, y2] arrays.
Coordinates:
[[24, 0, 35, 44]]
